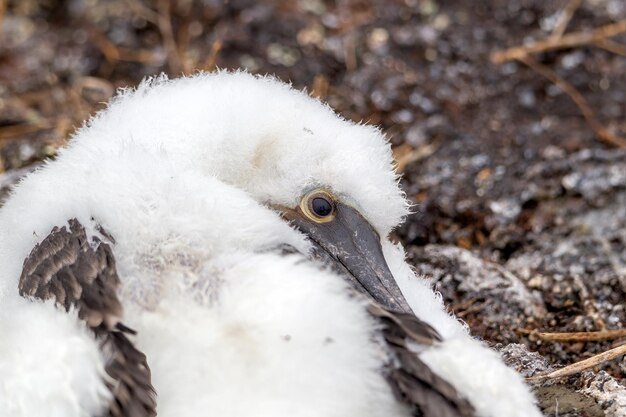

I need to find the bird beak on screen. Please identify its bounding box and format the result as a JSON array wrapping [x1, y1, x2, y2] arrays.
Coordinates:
[[280, 203, 412, 314]]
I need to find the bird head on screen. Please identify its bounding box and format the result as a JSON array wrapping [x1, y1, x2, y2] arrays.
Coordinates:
[[277, 188, 412, 313], [198, 73, 412, 312]]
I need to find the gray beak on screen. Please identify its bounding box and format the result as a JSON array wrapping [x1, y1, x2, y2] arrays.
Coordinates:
[[282, 202, 412, 314]]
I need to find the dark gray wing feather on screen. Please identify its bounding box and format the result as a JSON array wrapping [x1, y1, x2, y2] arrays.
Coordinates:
[[368, 304, 476, 417], [19, 218, 156, 417], [277, 241, 477, 416]]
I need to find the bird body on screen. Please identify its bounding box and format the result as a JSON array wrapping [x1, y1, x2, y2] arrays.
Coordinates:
[[0, 72, 541, 417]]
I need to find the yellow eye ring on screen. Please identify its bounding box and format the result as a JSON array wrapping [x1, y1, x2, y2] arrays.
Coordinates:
[[299, 189, 336, 223]]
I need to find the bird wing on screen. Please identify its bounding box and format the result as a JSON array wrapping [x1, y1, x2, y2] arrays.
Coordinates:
[[368, 304, 476, 417], [19, 218, 156, 417]]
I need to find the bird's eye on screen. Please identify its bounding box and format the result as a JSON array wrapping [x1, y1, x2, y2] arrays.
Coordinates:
[[300, 189, 336, 223], [312, 197, 332, 217]]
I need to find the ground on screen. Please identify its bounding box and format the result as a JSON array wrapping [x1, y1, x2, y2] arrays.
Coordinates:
[[1, 0, 625, 415]]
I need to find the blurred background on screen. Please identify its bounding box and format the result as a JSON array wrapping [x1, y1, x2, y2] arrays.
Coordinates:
[[1, 1, 625, 415]]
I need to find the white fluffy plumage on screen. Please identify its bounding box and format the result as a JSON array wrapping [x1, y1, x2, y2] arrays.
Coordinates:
[[0, 71, 541, 417]]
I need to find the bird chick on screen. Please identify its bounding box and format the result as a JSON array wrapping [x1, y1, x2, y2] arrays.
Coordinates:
[[0, 71, 541, 417]]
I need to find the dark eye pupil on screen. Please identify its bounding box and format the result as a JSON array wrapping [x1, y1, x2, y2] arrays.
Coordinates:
[[311, 197, 332, 217]]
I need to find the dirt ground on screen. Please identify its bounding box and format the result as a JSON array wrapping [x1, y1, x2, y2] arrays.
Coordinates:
[[1, 0, 625, 415]]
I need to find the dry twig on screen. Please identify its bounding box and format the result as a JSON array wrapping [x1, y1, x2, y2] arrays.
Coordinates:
[[90, 31, 121, 63], [310, 74, 330, 100], [527, 343, 626, 381], [343, 33, 358, 73], [490, 20, 626, 64], [201, 39, 223, 72], [594, 38, 626, 56], [73, 77, 115, 102], [156, 0, 184, 74], [491, 15, 626, 148], [550, 0, 582, 40], [90, 31, 164, 65], [518, 55, 626, 148], [0, 0, 6, 29], [393, 142, 440, 173], [0, 122, 53, 142], [455, 303, 483, 319], [123, 0, 159, 24], [535, 329, 626, 342]]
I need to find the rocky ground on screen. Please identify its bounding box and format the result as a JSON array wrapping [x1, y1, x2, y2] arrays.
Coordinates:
[[1, 0, 625, 415]]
